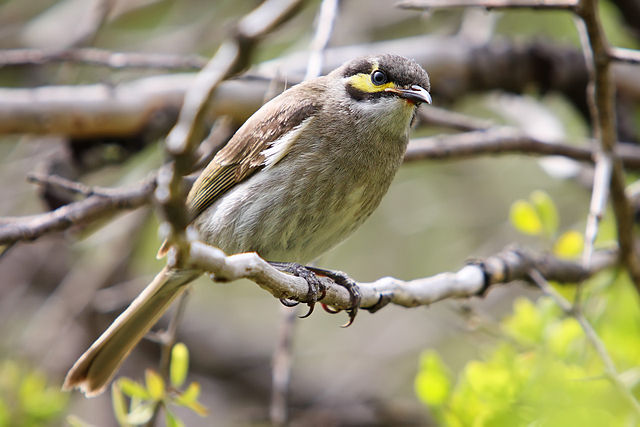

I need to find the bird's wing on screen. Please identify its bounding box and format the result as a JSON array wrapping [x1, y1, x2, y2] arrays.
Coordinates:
[[186, 89, 320, 221]]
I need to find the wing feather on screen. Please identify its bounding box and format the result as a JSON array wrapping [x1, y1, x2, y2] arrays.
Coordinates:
[[186, 86, 321, 221]]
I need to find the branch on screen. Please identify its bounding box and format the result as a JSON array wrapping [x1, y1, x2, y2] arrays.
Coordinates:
[[574, 0, 640, 290], [609, 47, 640, 65], [3, 37, 640, 138], [0, 176, 156, 245], [396, 0, 578, 10], [0, 48, 207, 70], [404, 127, 640, 169], [188, 241, 617, 311]]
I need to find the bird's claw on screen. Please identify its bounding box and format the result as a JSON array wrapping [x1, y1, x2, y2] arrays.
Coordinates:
[[362, 291, 393, 313], [271, 262, 326, 317], [307, 267, 361, 327]]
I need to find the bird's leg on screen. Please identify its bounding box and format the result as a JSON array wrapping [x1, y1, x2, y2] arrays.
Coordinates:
[[304, 266, 361, 327], [269, 262, 326, 318]]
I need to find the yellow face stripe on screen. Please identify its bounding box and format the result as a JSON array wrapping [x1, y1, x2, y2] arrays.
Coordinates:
[[347, 64, 396, 94]]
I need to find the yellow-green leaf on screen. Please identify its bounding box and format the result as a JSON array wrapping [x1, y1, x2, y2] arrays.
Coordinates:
[[111, 383, 130, 427], [530, 190, 559, 237], [509, 200, 542, 235], [170, 343, 189, 388], [175, 382, 200, 406], [553, 230, 584, 259], [118, 378, 150, 400], [145, 369, 165, 401], [414, 351, 451, 407], [183, 399, 209, 417]]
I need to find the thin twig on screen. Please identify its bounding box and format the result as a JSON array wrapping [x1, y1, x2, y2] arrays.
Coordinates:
[[609, 47, 640, 65], [27, 172, 117, 197], [159, 291, 191, 381], [270, 306, 298, 426], [396, 0, 578, 11], [529, 269, 640, 416], [0, 176, 156, 245], [304, 0, 340, 81]]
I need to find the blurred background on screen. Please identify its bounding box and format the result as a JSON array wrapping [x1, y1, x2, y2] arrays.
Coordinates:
[[0, 0, 639, 426]]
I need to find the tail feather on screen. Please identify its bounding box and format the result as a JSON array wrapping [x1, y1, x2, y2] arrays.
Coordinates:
[[63, 266, 200, 396]]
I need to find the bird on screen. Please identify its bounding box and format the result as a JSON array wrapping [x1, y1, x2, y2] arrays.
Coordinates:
[[63, 53, 431, 396]]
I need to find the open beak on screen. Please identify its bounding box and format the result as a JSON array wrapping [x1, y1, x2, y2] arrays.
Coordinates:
[[386, 85, 432, 105]]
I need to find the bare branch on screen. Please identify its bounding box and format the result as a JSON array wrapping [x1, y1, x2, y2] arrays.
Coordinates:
[[2, 36, 639, 139], [27, 172, 122, 198], [609, 47, 640, 65], [574, 0, 640, 290], [396, 0, 578, 11], [404, 127, 640, 168], [0, 176, 156, 245], [188, 242, 617, 312], [0, 48, 207, 70], [304, 0, 340, 81]]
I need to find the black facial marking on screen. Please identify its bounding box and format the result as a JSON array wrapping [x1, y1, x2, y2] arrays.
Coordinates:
[[341, 57, 373, 78], [346, 83, 394, 102]]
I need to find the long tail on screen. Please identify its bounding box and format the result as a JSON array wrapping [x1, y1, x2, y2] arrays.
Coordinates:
[[63, 266, 200, 397]]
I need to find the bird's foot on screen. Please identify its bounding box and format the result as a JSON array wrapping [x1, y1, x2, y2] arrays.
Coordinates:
[[306, 266, 361, 327], [270, 262, 326, 318]]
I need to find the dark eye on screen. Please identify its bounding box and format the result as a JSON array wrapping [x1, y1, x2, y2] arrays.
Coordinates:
[[371, 70, 387, 85]]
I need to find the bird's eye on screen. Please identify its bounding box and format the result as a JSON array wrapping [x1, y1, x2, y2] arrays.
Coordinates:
[[370, 70, 387, 85]]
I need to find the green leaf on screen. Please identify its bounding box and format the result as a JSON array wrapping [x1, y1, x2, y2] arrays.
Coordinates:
[[165, 410, 185, 427], [553, 230, 584, 259], [502, 298, 545, 346], [145, 369, 165, 401], [548, 318, 583, 358], [174, 382, 209, 416], [530, 190, 559, 237], [118, 378, 151, 400], [414, 351, 451, 407], [170, 342, 189, 388], [183, 399, 210, 417], [509, 200, 542, 235], [175, 382, 200, 405], [111, 382, 130, 427]]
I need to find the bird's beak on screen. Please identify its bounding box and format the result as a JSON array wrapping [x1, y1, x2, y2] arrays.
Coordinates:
[[386, 85, 432, 105]]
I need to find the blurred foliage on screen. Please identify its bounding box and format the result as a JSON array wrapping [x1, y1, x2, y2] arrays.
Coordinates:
[[415, 273, 640, 426], [0, 359, 69, 427], [108, 342, 207, 427], [415, 194, 639, 425], [509, 190, 584, 258]]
